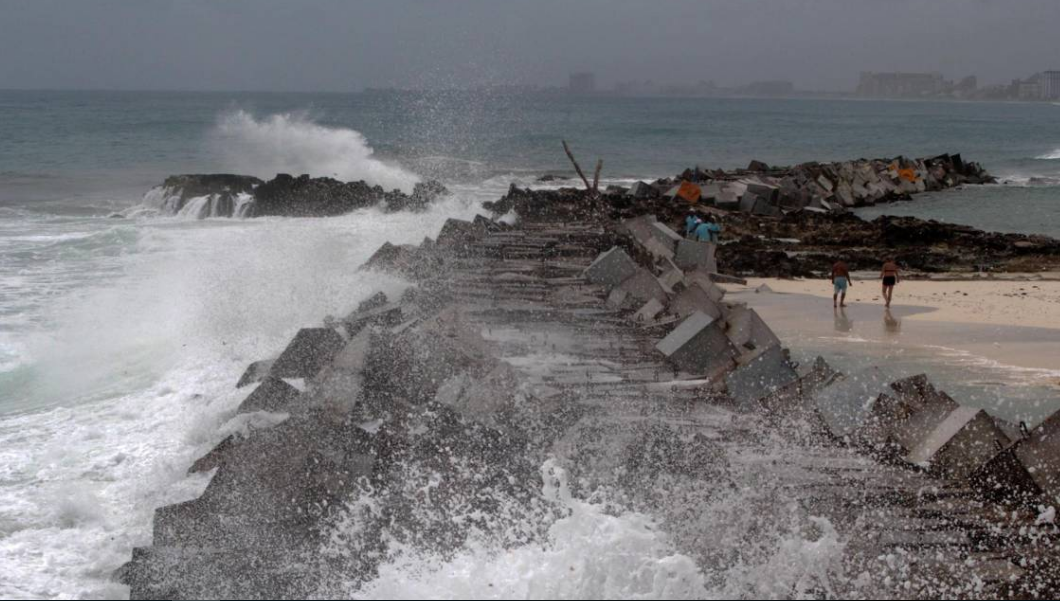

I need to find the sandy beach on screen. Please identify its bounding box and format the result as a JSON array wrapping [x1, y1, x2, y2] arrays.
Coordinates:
[[742, 275, 1060, 331]]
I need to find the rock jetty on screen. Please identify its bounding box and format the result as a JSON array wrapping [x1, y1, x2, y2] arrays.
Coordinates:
[[119, 203, 1060, 598], [138, 173, 449, 218]]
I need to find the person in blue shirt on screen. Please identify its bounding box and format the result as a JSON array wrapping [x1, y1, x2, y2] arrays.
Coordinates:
[[693, 214, 722, 243], [684, 212, 702, 238]]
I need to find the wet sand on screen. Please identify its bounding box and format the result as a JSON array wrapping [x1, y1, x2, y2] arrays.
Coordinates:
[[724, 279, 1060, 426]]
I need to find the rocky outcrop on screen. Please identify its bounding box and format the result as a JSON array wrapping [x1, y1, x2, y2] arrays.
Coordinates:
[[137, 173, 449, 219]]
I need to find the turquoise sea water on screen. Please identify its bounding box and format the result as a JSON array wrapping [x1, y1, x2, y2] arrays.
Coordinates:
[[0, 90, 1059, 597]]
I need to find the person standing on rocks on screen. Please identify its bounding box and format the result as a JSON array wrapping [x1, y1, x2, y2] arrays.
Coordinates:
[[694, 214, 722, 243], [831, 260, 852, 308], [685, 212, 702, 238], [881, 259, 900, 307]]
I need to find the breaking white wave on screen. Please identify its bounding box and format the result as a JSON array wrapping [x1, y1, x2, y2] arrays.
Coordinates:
[[1035, 148, 1060, 160], [213, 110, 420, 192]]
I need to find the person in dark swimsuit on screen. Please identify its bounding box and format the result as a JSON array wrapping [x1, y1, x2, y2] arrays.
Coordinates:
[[881, 259, 900, 307]]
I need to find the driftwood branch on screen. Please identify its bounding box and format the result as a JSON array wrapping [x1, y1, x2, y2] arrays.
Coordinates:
[[592, 159, 603, 194], [562, 140, 594, 194]]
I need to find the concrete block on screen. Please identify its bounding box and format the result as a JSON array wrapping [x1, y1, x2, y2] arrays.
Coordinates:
[[655, 311, 738, 375], [724, 305, 780, 352], [343, 302, 405, 337], [436, 217, 483, 250], [628, 181, 657, 199], [674, 239, 717, 272], [606, 287, 637, 311], [683, 270, 726, 303], [752, 198, 782, 217], [657, 266, 685, 293], [905, 406, 1011, 479], [584, 247, 639, 289], [236, 359, 274, 388], [715, 188, 741, 211], [739, 192, 760, 213], [725, 344, 799, 410], [648, 222, 683, 253], [270, 328, 345, 380], [746, 181, 779, 202], [816, 175, 834, 192], [619, 215, 658, 245], [633, 298, 666, 323], [969, 447, 1042, 505], [699, 183, 722, 203], [641, 237, 675, 262], [237, 377, 302, 414], [814, 367, 893, 440], [357, 291, 388, 313], [1013, 411, 1060, 500], [617, 268, 669, 304], [669, 282, 724, 320]]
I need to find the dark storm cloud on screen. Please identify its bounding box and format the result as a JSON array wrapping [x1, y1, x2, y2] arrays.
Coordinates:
[[1, 0, 1057, 92]]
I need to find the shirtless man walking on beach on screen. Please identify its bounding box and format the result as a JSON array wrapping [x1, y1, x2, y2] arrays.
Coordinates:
[[881, 259, 900, 307], [831, 260, 852, 308]]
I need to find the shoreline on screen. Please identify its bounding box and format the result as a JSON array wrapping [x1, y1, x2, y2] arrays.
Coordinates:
[[739, 276, 1060, 332]]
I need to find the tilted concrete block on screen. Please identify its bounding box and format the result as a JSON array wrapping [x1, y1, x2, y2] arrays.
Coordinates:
[[683, 270, 726, 303], [606, 287, 638, 311], [969, 446, 1042, 505], [669, 282, 724, 320], [237, 377, 302, 414], [1012, 411, 1060, 501], [674, 239, 717, 272], [739, 192, 761, 213], [725, 344, 799, 411], [655, 311, 738, 375], [584, 247, 640, 289], [657, 267, 685, 294], [270, 328, 346, 380], [628, 181, 657, 199], [617, 267, 669, 304], [343, 302, 405, 337], [746, 181, 779, 202], [752, 198, 782, 217], [724, 305, 780, 352], [814, 367, 893, 441], [641, 237, 675, 262], [436, 217, 484, 251], [618, 215, 658, 246], [700, 183, 722, 203], [236, 359, 274, 388], [632, 298, 666, 323], [648, 222, 683, 253], [905, 406, 1011, 479]]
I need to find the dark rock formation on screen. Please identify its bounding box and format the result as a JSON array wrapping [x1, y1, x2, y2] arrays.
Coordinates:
[[140, 173, 449, 219]]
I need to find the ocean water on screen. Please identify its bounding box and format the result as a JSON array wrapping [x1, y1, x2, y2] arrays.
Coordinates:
[[1, 90, 1059, 598]]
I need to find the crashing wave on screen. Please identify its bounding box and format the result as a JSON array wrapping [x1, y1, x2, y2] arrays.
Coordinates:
[[1035, 148, 1060, 160]]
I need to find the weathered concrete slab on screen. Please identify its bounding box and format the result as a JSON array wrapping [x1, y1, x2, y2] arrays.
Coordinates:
[[669, 281, 724, 320], [648, 222, 683, 253], [905, 406, 1010, 479], [270, 328, 346, 380], [725, 344, 798, 411], [814, 367, 893, 441], [724, 305, 780, 352], [674, 239, 717, 272], [1013, 411, 1060, 501], [632, 298, 666, 323], [617, 267, 670, 304], [237, 376, 302, 414], [236, 359, 274, 388], [655, 311, 737, 375], [343, 302, 405, 337], [584, 247, 639, 288], [683, 270, 726, 303]]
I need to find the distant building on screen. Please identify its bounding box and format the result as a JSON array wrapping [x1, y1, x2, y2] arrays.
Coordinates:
[[857, 71, 944, 98], [1042, 71, 1060, 100], [739, 80, 795, 97], [1018, 73, 1042, 100], [568, 72, 596, 95]]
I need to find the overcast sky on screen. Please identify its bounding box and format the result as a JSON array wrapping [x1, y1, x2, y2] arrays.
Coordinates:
[[2, 0, 1057, 92]]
